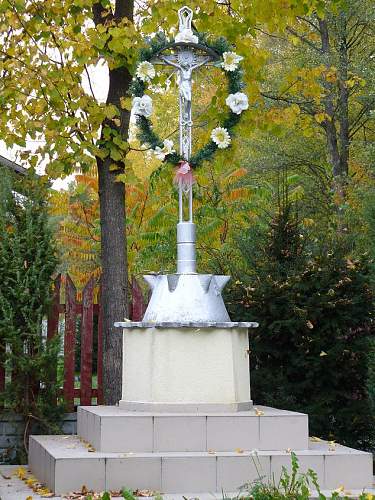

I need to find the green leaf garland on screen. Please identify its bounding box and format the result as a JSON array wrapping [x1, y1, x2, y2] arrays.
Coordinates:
[[130, 31, 247, 169]]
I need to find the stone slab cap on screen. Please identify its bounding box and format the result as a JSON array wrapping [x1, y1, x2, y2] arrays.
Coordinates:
[[114, 321, 258, 328]]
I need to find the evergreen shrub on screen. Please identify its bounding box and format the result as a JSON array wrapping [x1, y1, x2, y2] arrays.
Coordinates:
[[0, 170, 62, 462], [226, 204, 375, 450]]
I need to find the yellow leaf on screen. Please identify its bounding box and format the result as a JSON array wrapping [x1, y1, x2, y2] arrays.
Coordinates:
[[310, 436, 322, 442], [314, 112, 327, 124], [333, 486, 345, 493], [15, 466, 27, 480], [320, 351, 328, 357], [120, 96, 132, 110], [302, 218, 315, 227], [235, 448, 244, 454]]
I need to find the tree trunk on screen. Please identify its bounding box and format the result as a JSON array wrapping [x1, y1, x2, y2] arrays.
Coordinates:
[[94, 0, 134, 405], [337, 16, 350, 178], [97, 158, 127, 405], [319, 19, 342, 179]]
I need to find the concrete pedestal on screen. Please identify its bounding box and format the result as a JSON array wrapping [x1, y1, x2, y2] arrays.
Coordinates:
[[28, 324, 374, 495], [29, 406, 373, 495], [119, 326, 253, 412]]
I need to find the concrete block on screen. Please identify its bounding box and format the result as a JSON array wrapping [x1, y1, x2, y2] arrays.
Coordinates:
[[87, 411, 98, 449], [260, 415, 308, 450], [54, 458, 105, 495], [154, 416, 206, 452], [48, 453, 55, 494], [77, 408, 87, 441], [106, 457, 162, 491], [207, 416, 259, 451], [325, 451, 373, 489], [217, 455, 270, 492], [28, 437, 39, 482], [162, 455, 216, 493], [28, 425, 374, 495], [270, 454, 324, 487], [101, 416, 153, 453], [121, 327, 251, 408]]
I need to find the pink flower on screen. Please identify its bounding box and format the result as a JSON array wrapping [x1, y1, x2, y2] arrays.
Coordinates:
[[174, 161, 195, 192]]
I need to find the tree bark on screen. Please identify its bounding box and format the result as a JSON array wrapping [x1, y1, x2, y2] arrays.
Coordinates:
[[94, 0, 134, 405], [337, 16, 350, 177], [319, 19, 342, 179]]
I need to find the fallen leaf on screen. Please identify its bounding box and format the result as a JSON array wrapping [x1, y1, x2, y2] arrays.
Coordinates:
[[235, 448, 244, 454], [35, 487, 53, 496], [208, 449, 216, 454], [333, 485, 345, 493], [14, 466, 27, 480], [254, 407, 264, 416], [310, 436, 322, 442], [306, 320, 314, 329], [320, 351, 328, 357], [134, 489, 156, 496]]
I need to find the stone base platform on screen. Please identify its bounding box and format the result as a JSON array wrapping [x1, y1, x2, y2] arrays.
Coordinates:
[[29, 405, 373, 495], [77, 405, 309, 453], [29, 435, 373, 495]]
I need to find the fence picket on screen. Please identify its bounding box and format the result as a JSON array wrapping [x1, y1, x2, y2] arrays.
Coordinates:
[[80, 277, 94, 406], [0, 274, 146, 409], [47, 274, 61, 341], [0, 345, 4, 409], [131, 277, 146, 321], [47, 274, 61, 404], [64, 275, 77, 411]]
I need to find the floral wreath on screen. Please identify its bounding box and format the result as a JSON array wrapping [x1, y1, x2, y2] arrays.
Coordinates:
[[130, 31, 248, 178]]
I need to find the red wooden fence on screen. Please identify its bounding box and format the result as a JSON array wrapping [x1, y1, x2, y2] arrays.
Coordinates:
[[0, 273, 147, 411]]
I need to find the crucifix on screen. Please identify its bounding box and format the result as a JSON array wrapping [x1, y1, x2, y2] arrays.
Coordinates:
[[152, 6, 219, 274]]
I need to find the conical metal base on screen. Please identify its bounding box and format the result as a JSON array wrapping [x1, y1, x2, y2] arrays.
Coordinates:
[[143, 273, 231, 322]]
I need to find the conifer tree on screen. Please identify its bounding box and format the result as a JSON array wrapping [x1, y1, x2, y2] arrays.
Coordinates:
[[0, 170, 61, 460], [227, 198, 375, 450]]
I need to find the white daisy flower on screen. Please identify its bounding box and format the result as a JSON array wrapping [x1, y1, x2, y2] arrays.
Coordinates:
[[154, 139, 175, 160], [175, 29, 199, 44], [226, 92, 249, 114], [136, 61, 155, 82], [132, 95, 153, 118], [211, 127, 231, 149], [221, 51, 243, 72]]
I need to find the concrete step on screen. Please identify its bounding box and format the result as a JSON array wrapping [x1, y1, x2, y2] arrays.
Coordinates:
[[29, 435, 373, 496], [77, 405, 309, 453]]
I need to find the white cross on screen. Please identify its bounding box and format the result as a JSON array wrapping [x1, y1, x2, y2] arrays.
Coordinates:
[[153, 6, 217, 224]]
